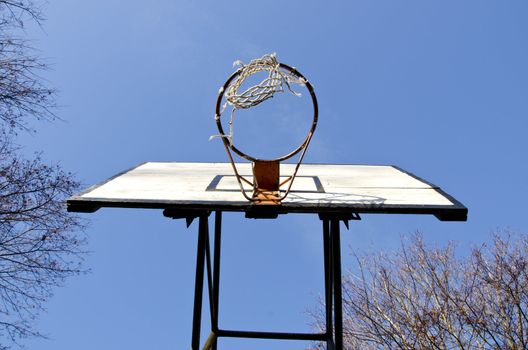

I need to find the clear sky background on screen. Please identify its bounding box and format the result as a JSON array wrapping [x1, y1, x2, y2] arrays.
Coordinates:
[[18, 1, 528, 349]]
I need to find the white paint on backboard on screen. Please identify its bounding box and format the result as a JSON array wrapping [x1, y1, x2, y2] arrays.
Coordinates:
[[73, 162, 455, 208]]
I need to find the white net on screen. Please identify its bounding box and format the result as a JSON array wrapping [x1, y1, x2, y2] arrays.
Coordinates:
[[212, 53, 306, 144]]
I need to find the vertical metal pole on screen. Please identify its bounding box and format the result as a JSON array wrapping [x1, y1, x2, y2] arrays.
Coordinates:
[[212, 211, 223, 350], [331, 219, 343, 350], [322, 219, 335, 350], [205, 231, 215, 328], [191, 214, 208, 350]]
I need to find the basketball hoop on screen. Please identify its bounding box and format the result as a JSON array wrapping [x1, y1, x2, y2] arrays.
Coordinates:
[[214, 54, 318, 205]]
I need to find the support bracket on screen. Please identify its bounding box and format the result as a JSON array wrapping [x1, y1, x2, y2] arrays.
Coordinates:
[[163, 209, 211, 227]]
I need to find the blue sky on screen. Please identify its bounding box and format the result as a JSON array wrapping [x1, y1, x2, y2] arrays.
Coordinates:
[[18, 1, 528, 349]]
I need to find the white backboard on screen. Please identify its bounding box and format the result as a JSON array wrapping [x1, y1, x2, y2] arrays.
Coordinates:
[[67, 162, 467, 221]]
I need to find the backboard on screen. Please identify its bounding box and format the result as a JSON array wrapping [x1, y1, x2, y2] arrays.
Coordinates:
[[67, 162, 467, 221]]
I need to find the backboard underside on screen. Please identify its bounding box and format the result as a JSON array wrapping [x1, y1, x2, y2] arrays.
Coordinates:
[[67, 162, 467, 221]]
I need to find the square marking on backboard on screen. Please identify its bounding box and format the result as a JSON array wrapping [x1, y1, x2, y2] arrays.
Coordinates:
[[206, 175, 325, 193]]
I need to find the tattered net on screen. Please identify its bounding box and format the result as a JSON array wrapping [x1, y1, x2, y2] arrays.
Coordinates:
[[212, 53, 306, 144]]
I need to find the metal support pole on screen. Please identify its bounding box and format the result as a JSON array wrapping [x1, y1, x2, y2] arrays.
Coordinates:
[[191, 214, 209, 350], [205, 230, 215, 328], [322, 219, 335, 350], [212, 211, 222, 350], [330, 219, 343, 350]]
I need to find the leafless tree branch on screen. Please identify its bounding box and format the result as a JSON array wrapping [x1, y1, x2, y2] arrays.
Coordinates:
[[311, 232, 528, 350], [0, 1, 86, 348]]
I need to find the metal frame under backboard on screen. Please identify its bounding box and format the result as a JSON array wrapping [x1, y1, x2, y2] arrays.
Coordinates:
[[67, 162, 468, 350], [161, 209, 352, 350]]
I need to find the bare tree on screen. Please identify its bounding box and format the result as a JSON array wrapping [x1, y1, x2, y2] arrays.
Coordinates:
[[0, 1, 55, 131], [0, 1, 86, 348], [311, 232, 528, 350]]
